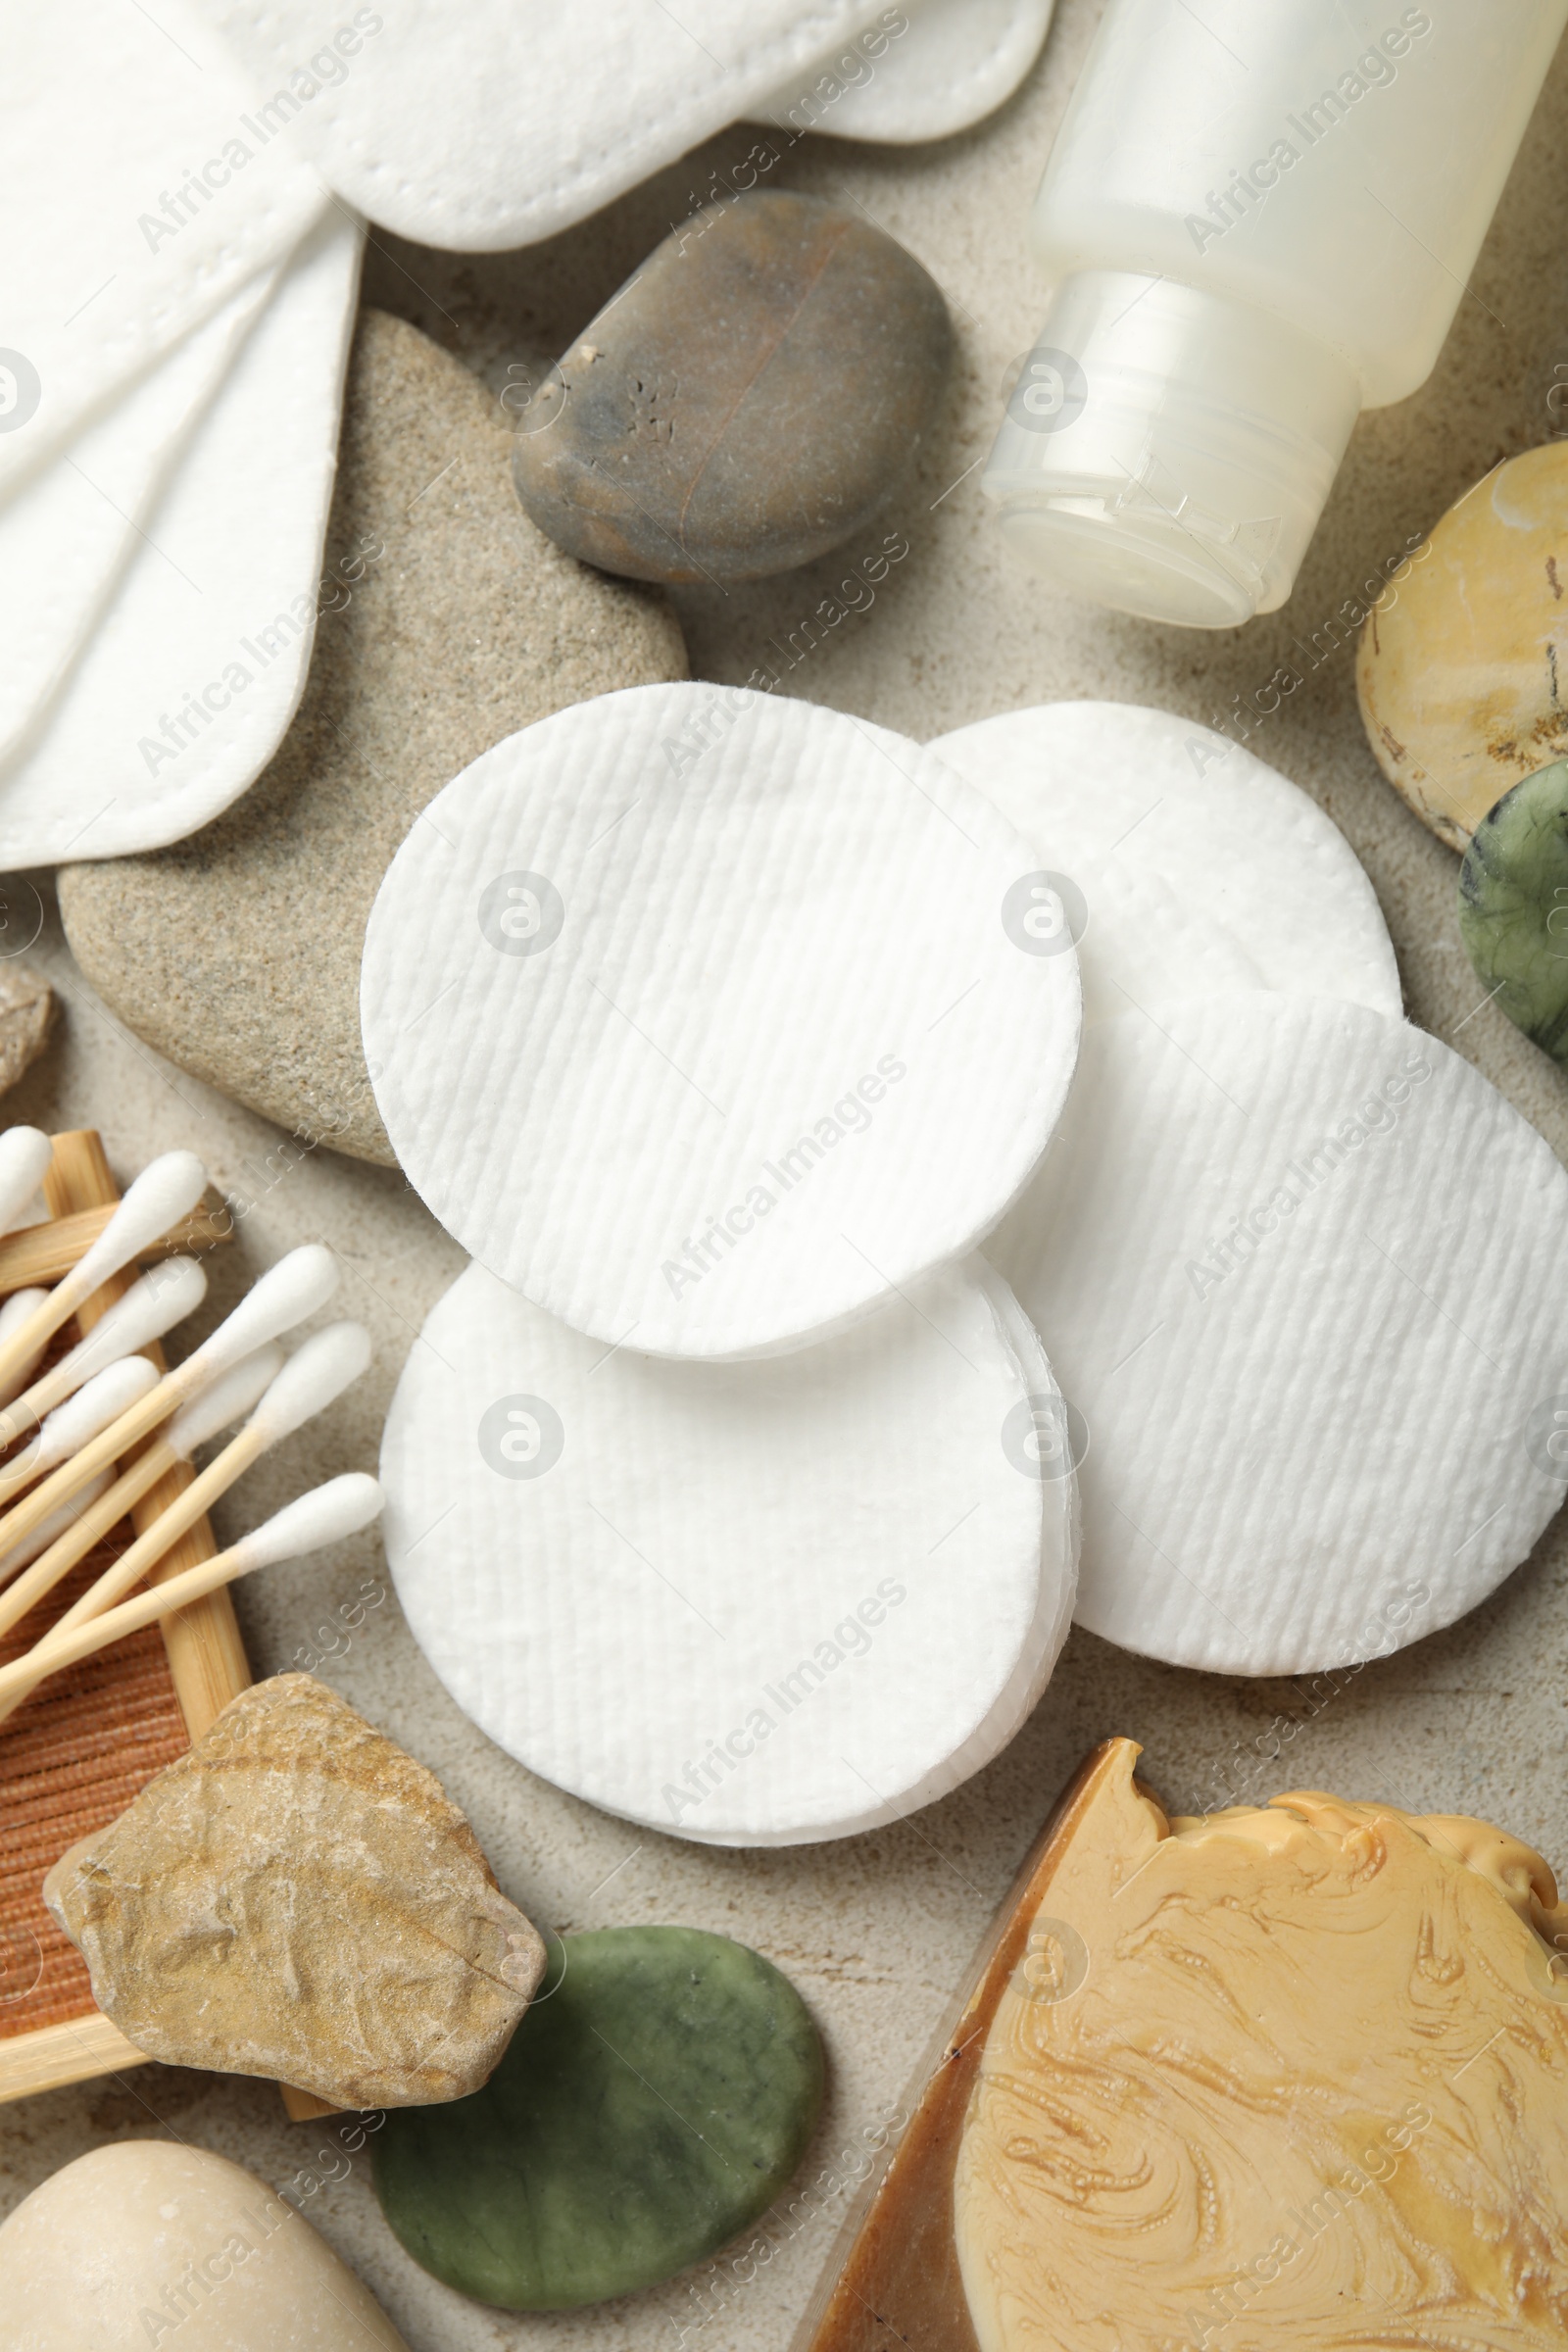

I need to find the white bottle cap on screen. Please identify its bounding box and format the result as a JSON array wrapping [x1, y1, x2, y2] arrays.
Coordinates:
[[982, 270, 1360, 628]]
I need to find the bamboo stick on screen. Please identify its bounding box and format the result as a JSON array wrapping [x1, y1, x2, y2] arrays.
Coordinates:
[[41, 1133, 248, 1736]]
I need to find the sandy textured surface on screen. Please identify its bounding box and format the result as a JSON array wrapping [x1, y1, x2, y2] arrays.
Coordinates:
[[5, 5, 1568, 2346]]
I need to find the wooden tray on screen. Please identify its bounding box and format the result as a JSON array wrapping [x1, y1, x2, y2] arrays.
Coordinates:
[[0, 1130, 245, 2106]]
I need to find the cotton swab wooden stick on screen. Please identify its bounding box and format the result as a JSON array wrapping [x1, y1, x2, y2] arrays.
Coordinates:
[[0, 1470, 114, 1589], [0, 1151, 207, 1422], [0, 1243, 340, 1571], [0, 1287, 49, 1406], [0, 1325, 368, 1666], [0, 1254, 208, 1456], [0, 1127, 53, 1240], [0, 1199, 231, 1300], [0, 1354, 162, 1540], [0, 1348, 282, 1639], [0, 1474, 384, 1708]]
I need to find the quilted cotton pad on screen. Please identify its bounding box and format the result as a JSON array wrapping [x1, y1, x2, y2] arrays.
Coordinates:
[[381, 1256, 1077, 1845], [0, 211, 362, 866], [363, 685, 1081, 1360], [199, 0, 894, 249], [988, 991, 1568, 1678], [932, 702, 1402, 1022], [757, 0, 1055, 142], [0, 272, 276, 768], [0, 0, 325, 498]]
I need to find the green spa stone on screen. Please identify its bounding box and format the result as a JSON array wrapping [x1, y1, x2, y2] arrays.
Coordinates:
[[1458, 758, 1568, 1060], [371, 1926, 823, 2311]]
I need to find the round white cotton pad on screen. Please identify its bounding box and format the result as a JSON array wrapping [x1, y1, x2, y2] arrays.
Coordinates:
[[988, 992, 1568, 1678], [930, 702, 1402, 1023], [363, 684, 1081, 1361], [381, 1255, 1078, 1846]]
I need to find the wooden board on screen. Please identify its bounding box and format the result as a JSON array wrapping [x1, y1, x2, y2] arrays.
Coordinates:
[[0, 1131, 250, 2107], [791, 1743, 1129, 2352]]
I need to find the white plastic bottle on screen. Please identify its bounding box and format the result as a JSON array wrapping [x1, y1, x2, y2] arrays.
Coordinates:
[[983, 0, 1568, 628]]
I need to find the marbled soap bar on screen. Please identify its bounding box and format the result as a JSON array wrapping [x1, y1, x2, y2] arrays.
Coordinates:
[[797, 1740, 1568, 2352]]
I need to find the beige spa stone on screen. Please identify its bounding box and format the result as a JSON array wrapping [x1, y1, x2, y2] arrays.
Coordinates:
[[0, 2140, 410, 2352], [44, 1674, 547, 2112], [1358, 442, 1568, 850], [956, 1741, 1568, 2351]]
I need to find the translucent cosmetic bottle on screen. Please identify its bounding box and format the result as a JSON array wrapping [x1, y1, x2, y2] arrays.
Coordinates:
[[983, 0, 1568, 627]]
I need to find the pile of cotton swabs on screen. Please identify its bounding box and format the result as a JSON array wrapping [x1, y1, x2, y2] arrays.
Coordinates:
[[0, 1129, 381, 1724]]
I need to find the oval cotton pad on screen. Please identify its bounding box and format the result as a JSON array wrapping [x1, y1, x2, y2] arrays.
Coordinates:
[[363, 685, 1081, 1360], [197, 0, 899, 249], [382, 1257, 1077, 1846], [988, 991, 1568, 1678], [757, 0, 1056, 143], [931, 702, 1402, 1023], [0, 210, 362, 864], [0, 0, 325, 498], [0, 270, 276, 769]]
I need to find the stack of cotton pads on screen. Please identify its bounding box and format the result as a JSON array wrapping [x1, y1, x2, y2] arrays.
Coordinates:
[[0, 0, 360, 863], [935, 703, 1568, 1678], [370, 687, 1568, 1843], [368, 684, 1083, 1844]]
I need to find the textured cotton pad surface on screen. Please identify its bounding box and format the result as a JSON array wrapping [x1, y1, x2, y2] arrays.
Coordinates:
[[200, 0, 894, 248], [0, 274, 275, 767], [988, 992, 1568, 1677], [364, 685, 1081, 1359], [381, 1257, 1077, 1845], [758, 0, 1056, 142], [0, 0, 324, 496], [932, 702, 1402, 1022], [0, 213, 361, 865]]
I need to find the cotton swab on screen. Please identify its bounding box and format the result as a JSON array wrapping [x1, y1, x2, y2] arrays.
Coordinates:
[[0, 1151, 208, 1422], [0, 1245, 340, 1572], [0, 1475, 384, 1709], [0, 1128, 53, 1239], [0, 1255, 208, 1453], [0, 1348, 282, 1641], [1, 1325, 369, 1662], [0, 1354, 162, 1530], [0, 1288, 49, 1407], [0, 1471, 114, 1589]]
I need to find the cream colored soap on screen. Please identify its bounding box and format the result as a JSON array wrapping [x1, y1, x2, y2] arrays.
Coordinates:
[[955, 1747, 1568, 2350], [0, 2142, 410, 2352]]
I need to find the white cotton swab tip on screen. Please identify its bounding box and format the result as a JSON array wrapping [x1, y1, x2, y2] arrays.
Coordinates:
[[247, 1323, 372, 1446], [184, 1244, 340, 1386], [0, 1129, 52, 1237], [0, 1470, 114, 1585], [27, 1356, 162, 1474], [167, 1345, 285, 1460], [67, 1152, 208, 1301], [47, 1257, 208, 1396], [226, 1473, 384, 1573]]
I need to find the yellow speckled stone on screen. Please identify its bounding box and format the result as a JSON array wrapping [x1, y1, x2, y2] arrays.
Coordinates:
[[1357, 443, 1568, 850]]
